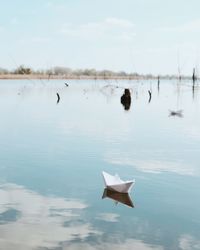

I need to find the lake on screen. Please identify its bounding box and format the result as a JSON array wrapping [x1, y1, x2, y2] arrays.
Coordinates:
[[0, 79, 199, 250]]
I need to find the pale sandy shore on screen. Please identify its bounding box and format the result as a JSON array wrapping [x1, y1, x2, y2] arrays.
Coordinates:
[[0, 74, 153, 80]]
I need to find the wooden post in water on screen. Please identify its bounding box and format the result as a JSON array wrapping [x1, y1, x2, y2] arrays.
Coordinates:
[[192, 68, 196, 85], [56, 93, 60, 104], [192, 68, 197, 99], [148, 90, 152, 103]]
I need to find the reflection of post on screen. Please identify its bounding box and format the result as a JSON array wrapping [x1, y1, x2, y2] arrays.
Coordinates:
[[192, 85, 195, 100], [157, 75, 160, 92], [192, 68, 197, 100], [121, 89, 131, 110]]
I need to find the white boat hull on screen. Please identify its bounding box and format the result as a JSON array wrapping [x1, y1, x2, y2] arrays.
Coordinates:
[[102, 171, 134, 193], [107, 182, 133, 193]]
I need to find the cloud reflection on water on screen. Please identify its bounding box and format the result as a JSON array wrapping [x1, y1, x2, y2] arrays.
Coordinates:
[[0, 183, 101, 250], [0, 183, 167, 250], [106, 156, 198, 176], [62, 239, 164, 250], [96, 212, 120, 222], [179, 234, 200, 250]]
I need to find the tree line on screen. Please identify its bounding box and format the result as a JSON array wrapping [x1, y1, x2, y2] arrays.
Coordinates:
[[0, 65, 189, 79], [0, 65, 141, 77]]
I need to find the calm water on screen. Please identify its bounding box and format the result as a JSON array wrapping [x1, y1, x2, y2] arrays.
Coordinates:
[[0, 79, 200, 250]]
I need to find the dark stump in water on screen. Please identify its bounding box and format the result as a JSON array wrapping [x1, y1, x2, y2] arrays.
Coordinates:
[[121, 89, 131, 110]]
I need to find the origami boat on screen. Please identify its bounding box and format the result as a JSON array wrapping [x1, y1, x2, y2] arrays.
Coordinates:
[[102, 171, 135, 193]]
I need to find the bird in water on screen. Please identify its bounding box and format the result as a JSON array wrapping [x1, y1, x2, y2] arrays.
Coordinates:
[[169, 110, 183, 118]]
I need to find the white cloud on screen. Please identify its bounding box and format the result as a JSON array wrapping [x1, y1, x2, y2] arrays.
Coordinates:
[[105, 156, 197, 176], [96, 213, 120, 222], [160, 19, 200, 33], [105, 18, 135, 28], [0, 182, 165, 250], [180, 19, 200, 32], [60, 18, 136, 43], [179, 234, 200, 250], [0, 183, 101, 250], [62, 239, 163, 250]]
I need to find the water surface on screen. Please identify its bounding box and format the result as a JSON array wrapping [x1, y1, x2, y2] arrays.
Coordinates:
[[0, 79, 199, 250]]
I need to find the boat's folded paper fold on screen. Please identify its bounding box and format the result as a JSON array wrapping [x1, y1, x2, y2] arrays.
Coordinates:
[[102, 171, 135, 193]]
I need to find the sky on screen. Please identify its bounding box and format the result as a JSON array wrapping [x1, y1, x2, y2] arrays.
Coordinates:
[[0, 0, 200, 75]]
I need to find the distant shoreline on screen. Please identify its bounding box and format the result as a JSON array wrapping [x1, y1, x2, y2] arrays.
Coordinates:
[[0, 74, 184, 80], [0, 74, 148, 80]]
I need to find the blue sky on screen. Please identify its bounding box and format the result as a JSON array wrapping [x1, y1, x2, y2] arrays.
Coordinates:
[[0, 0, 200, 75]]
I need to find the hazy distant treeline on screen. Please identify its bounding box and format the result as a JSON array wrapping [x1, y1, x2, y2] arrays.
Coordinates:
[[0, 65, 145, 77], [0, 65, 185, 79]]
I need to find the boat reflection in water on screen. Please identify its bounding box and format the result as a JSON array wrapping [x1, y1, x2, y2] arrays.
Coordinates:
[[102, 188, 134, 208]]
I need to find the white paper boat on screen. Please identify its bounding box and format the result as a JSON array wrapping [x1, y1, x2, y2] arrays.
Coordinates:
[[102, 171, 135, 193]]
